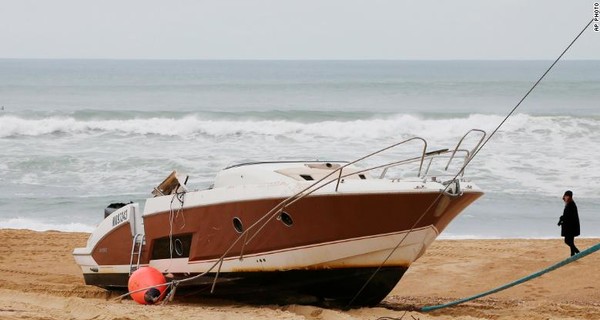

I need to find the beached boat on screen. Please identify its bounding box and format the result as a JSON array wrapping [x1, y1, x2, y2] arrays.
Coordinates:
[[73, 130, 485, 307]]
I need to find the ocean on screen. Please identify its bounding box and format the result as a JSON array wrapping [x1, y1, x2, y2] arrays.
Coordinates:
[[1, 59, 599, 238]]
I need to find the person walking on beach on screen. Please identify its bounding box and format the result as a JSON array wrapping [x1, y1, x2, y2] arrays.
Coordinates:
[[558, 190, 580, 256]]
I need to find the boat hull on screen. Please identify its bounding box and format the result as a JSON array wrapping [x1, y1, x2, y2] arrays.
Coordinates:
[[75, 189, 483, 307], [85, 266, 406, 307], [119, 192, 480, 264]]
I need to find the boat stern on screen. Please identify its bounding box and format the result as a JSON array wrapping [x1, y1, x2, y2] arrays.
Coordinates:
[[72, 202, 143, 287]]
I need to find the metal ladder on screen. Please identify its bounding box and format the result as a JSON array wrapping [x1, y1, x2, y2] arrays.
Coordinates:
[[129, 233, 145, 275]]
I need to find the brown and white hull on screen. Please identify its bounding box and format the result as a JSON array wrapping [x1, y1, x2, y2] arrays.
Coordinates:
[[81, 227, 440, 306], [75, 187, 482, 307]]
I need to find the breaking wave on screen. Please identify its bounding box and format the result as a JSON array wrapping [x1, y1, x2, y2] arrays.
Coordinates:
[[1, 111, 599, 199], [2, 112, 599, 142]]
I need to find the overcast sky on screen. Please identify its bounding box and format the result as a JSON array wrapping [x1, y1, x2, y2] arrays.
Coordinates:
[[0, 0, 598, 60]]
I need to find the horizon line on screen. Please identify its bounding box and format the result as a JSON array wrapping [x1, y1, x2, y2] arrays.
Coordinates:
[[1, 58, 599, 62]]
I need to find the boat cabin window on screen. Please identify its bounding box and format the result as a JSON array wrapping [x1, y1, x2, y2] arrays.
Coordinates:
[[280, 211, 293, 227], [299, 174, 314, 181], [233, 217, 244, 233], [151, 234, 192, 259]]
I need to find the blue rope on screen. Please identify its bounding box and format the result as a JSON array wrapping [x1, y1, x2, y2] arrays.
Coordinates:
[[420, 241, 600, 312]]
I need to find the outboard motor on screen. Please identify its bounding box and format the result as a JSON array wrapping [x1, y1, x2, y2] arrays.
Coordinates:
[[104, 202, 130, 218]]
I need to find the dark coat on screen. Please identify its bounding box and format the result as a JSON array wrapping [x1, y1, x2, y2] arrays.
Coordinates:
[[559, 201, 580, 237]]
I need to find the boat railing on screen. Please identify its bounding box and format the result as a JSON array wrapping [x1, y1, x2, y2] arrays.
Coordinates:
[[444, 129, 487, 175], [333, 136, 428, 191], [338, 129, 486, 185], [373, 129, 486, 180], [372, 148, 470, 180]]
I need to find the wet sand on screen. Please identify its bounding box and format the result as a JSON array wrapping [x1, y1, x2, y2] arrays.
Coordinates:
[[1, 229, 599, 320]]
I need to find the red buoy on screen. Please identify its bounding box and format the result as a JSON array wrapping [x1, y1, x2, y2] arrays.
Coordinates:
[[128, 267, 167, 305]]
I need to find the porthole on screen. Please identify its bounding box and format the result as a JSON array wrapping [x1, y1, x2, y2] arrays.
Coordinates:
[[174, 239, 184, 256], [280, 211, 293, 227], [233, 217, 244, 233]]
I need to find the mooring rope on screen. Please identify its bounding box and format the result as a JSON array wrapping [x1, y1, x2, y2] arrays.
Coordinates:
[[346, 17, 595, 308], [420, 241, 600, 312]]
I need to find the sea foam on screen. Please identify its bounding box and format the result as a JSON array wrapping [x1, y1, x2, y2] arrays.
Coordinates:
[[0, 217, 95, 233], [1, 113, 598, 141]]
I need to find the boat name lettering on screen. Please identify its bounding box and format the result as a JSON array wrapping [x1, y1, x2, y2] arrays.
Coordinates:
[[112, 210, 128, 227]]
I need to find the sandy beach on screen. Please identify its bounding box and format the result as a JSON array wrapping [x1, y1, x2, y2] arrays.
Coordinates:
[[0, 229, 599, 320]]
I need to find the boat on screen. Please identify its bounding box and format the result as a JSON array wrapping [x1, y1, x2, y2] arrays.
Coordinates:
[[73, 130, 485, 307]]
